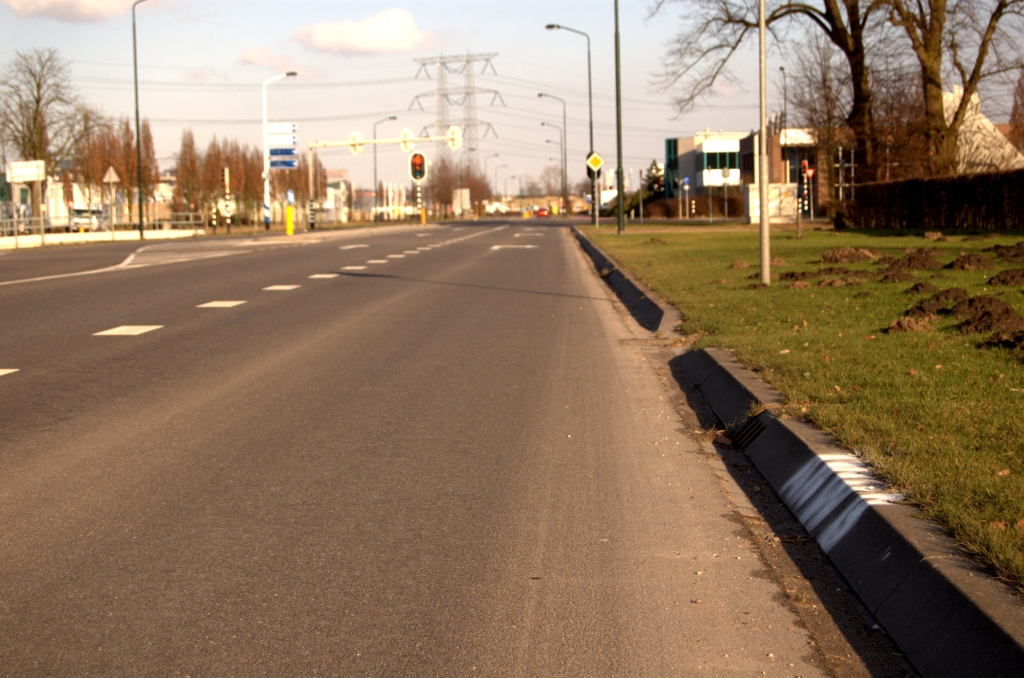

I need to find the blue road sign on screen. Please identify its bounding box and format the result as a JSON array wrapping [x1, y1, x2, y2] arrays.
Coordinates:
[[270, 159, 298, 170], [287, 190, 295, 206], [269, 147, 297, 157], [683, 175, 690, 186]]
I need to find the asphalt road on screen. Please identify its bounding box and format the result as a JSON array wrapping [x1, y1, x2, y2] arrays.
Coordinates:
[[0, 223, 905, 676]]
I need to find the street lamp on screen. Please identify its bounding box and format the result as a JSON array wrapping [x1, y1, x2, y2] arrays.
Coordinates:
[[132, 0, 148, 239], [495, 163, 508, 206], [538, 93, 568, 216], [779, 66, 787, 130], [546, 23, 595, 227], [373, 115, 397, 222], [613, 0, 625, 235], [262, 71, 297, 230], [759, 0, 771, 284], [541, 122, 565, 212]]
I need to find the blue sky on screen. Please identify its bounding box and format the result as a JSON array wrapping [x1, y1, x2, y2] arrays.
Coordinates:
[[1, 0, 771, 190]]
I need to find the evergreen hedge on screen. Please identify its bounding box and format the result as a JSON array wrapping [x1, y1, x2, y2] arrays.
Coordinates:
[[848, 168, 1024, 231]]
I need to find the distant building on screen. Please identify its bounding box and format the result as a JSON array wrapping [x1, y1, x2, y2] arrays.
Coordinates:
[[665, 129, 747, 198], [945, 87, 1024, 174]]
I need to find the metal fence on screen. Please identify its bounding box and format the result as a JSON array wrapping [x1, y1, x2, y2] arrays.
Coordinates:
[[1, 213, 205, 239]]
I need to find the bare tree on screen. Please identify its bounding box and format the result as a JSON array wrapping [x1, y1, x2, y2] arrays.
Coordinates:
[[540, 164, 562, 196], [111, 118, 137, 222], [139, 119, 158, 221], [199, 136, 224, 218], [0, 48, 102, 218], [1006, 67, 1024, 150], [175, 129, 200, 213], [886, 0, 1024, 175], [651, 0, 887, 176]]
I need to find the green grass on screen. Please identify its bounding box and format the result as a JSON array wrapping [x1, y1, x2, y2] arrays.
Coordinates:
[[591, 227, 1024, 591]]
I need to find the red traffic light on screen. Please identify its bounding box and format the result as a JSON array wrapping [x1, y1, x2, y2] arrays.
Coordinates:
[[410, 152, 427, 182]]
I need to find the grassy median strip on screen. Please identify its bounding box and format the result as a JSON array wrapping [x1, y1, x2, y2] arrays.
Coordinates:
[[591, 226, 1024, 592]]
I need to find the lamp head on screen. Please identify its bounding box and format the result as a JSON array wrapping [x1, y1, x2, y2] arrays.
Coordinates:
[[388, 116, 397, 121], [286, 71, 298, 77], [538, 93, 547, 98], [545, 24, 560, 30]]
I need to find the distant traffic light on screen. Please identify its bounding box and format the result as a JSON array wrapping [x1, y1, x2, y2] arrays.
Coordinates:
[[410, 152, 427, 182]]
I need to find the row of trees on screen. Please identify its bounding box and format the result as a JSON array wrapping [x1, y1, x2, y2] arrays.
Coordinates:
[[654, 0, 1024, 178]]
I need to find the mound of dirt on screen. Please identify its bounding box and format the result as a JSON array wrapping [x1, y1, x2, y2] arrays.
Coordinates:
[[963, 233, 996, 242], [822, 247, 880, 264], [906, 282, 939, 295], [886, 316, 934, 333], [819, 277, 848, 287], [908, 287, 969, 316], [881, 251, 944, 280], [985, 241, 1024, 261], [787, 281, 811, 290], [952, 296, 1024, 334], [946, 253, 995, 271], [711, 278, 730, 284], [648, 237, 667, 245], [729, 260, 750, 269], [817, 266, 851, 276], [989, 269, 1024, 287], [780, 271, 816, 281], [924, 231, 949, 242], [983, 330, 1024, 352], [770, 257, 789, 267]]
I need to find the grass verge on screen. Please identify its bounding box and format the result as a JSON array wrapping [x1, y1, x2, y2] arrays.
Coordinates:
[[590, 226, 1024, 592]]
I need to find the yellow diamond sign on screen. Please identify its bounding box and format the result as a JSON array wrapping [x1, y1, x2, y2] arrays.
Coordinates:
[[586, 152, 605, 172]]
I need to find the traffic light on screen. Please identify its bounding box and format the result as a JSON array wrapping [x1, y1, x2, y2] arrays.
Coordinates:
[[410, 152, 427, 182]]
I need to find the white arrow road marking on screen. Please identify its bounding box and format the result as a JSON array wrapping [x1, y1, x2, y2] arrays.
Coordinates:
[[0, 369, 20, 377], [94, 325, 163, 336], [340, 244, 369, 250], [263, 285, 301, 291], [308, 273, 339, 279], [490, 245, 539, 250], [343, 266, 367, 271], [198, 301, 247, 308]]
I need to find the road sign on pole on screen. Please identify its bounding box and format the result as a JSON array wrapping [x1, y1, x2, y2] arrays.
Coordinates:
[[446, 125, 463, 150], [349, 131, 365, 155], [268, 122, 297, 135], [399, 128, 416, 153]]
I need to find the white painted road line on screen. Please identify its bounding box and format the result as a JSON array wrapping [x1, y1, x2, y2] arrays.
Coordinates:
[[343, 266, 367, 271], [416, 233, 432, 237], [0, 369, 20, 377], [367, 260, 388, 264], [197, 301, 247, 308], [403, 251, 420, 254], [386, 254, 405, 259], [340, 244, 369, 250], [308, 273, 339, 279], [417, 247, 431, 250], [490, 245, 538, 250], [263, 285, 301, 291], [514, 233, 545, 237], [94, 325, 164, 336]]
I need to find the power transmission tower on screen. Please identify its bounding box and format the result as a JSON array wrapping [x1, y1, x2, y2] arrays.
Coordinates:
[[410, 53, 505, 167]]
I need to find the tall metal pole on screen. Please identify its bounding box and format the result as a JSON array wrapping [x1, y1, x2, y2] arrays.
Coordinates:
[[539, 93, 569, 217], [495, 164, 507, 198], [546, 25, 594, 226], [780, 66, 787, 130], [132, 0, 147, 239], [759, 0, 771, 284], [263, 71, 296, 231], [373, 115, 397, 222], [614, 0, 625, 235]]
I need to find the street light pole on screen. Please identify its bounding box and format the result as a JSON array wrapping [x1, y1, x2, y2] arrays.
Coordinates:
[[372, 115, 397, 222], [613, 0, 625, 235], [546, 23, 595, 227], [779, 66, 787, 130], [262, 71, 297, 231], [483, 153, 500, 185], [759, 0, 771, 285], [132, 0, 148, 239], [495, 163, 507, 205], [538, 93, 568, 216]]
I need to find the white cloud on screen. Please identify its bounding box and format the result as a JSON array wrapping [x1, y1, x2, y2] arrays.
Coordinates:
[[295, 8, 433, 54], [6, 0, 135, 21]]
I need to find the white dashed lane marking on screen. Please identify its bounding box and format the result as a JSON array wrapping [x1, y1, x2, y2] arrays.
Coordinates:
[[0, 369, 20, 377], [367, 260, 388, 264], [94, 325, 164, 336], [198, 301, 247, 308], [340, 244, 369, 250], [491, 245, 538, 250], [263, 285, 301, 291], [403, 251, 420, 254], [387, 254, 405, 259], [343, 266, 367, 271], [308, 274, 339, 279]]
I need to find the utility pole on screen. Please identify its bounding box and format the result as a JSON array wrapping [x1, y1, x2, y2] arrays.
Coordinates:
[[132, 0, 148, 239], [758, 0, 771, 285], [614, 0, 625, 235]]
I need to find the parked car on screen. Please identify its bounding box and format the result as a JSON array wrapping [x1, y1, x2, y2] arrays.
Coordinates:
[[537, 208, 550, 217]]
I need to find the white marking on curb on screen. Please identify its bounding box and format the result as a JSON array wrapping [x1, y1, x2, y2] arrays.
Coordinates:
[[308, 273, 339, 279], [94, 325, 163, 336], [198, 301, 247, 308], [340, 244, 369, 250], [0, 368, 19, 377], [343, 266, 367, 271], [263, 285, 300, 291]]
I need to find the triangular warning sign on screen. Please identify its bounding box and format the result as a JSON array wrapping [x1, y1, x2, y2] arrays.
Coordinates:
[[103, 166, 120, 184]]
